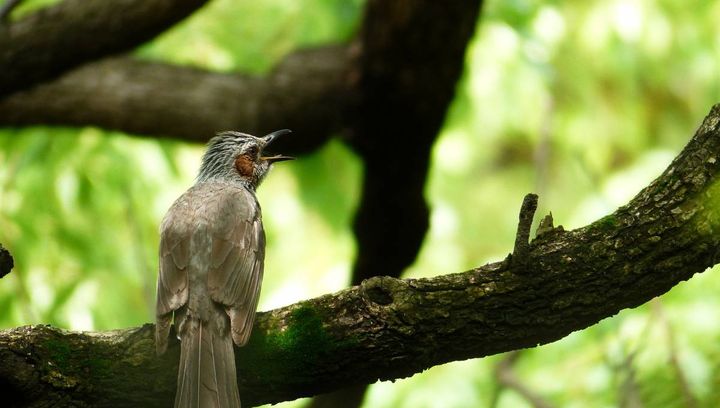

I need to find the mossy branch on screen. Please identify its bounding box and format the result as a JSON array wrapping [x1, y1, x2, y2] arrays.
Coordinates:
[[1, 104, 720, 406]]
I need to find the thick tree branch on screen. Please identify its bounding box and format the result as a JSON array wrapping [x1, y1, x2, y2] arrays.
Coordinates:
[[0, 45, 352, 153], [0, 0, 209, 97], [2, 104, 720, 407]]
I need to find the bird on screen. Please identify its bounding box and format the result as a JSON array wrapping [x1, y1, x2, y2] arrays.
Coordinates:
[[155, 129, 293, 408]]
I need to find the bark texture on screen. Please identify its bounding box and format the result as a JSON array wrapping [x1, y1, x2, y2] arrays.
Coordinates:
[[2, 104, 720, 407]]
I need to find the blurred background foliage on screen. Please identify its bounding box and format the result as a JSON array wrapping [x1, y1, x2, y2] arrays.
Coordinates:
[[1, 0, 720, 407]]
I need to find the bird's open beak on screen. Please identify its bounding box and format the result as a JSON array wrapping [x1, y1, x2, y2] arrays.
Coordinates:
[[262, 154, 295, 163], [261, 129, 294, 163], [262, 129, 292, 146]]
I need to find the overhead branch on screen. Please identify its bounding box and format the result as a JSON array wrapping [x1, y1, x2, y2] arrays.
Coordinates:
[[2, 104, 719, 407], [0, 0, 209, 97], [0, 45, 352, 153]]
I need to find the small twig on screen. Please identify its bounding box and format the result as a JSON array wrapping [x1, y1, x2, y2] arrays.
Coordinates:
[[493, 350, 557, 408], [606, 308, 656, 408], [0, 0, 22, 23], [0, 243, 14, 278], [616, 349, 643, 408], [651, 299, 698, 408], [511, 193, 538, 265]]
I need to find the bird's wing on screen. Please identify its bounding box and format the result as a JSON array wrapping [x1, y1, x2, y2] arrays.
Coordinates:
[[157, 195, 192, 316], [207, 187, 265, 347], [155, 193, 193, 353]]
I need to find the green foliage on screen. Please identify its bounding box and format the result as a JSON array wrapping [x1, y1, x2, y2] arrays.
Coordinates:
[[0, 128, 178, 329], [1, 0, 719, 407], [136, 0, 363, 73]]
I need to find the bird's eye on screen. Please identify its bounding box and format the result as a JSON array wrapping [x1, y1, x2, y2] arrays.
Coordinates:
[[246, 145, 259, 158]]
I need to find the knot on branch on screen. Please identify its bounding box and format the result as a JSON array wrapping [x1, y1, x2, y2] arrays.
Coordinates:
[[360, 276, 408, 306]]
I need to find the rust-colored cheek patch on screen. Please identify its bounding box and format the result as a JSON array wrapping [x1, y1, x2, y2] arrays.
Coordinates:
[[235, 154, 254, 178]]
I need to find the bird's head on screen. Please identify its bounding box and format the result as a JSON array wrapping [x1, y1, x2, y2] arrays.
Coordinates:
[[197, 129, 294, 189]]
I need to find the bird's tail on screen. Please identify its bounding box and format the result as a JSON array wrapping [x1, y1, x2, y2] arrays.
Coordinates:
[[175, 318, 241, 408]]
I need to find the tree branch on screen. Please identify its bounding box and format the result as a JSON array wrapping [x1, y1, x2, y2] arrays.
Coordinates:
[[0, 45, 352, 153], [0, 0, 209, 97], [2, 104, 720, 407]]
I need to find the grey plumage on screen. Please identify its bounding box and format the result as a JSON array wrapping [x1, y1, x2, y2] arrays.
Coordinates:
[[156, 130, 292, 408]]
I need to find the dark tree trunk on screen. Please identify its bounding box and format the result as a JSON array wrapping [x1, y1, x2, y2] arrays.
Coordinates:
[[313, 2, 484, 406]]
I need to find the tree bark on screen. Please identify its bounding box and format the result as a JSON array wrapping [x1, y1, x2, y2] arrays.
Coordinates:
[[2, 104, 719, 407], [0, 0, 209, 97]]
